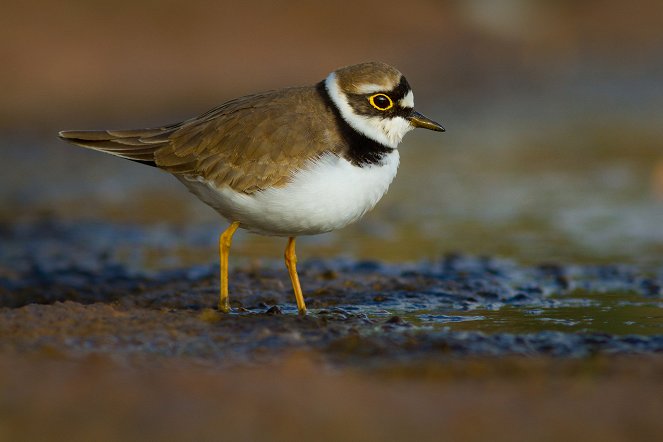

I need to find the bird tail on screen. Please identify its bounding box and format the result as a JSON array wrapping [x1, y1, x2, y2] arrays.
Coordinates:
[[58, 127, 173, 166]]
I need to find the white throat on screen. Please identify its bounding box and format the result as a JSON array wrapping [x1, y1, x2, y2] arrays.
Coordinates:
[[324, 72, 414, 149]]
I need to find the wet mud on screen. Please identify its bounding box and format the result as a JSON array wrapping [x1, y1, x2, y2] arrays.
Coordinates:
[[1, 219, 662, 441]]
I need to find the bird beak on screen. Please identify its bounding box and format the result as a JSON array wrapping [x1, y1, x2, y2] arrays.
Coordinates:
[[408, 111, 445, 132]]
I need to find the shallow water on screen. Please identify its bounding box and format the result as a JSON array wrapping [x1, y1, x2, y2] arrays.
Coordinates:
[[397, 290, 663, 336]]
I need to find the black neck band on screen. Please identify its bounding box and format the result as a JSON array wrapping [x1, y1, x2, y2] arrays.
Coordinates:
[[316, 82, 392, 167]]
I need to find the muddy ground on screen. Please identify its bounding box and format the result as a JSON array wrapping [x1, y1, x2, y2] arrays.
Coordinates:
[[1, 220, 662, 441]]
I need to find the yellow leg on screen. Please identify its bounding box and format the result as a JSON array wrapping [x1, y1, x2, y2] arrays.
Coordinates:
[[285, 237, 307, 315], [219, 221, 240, 312]]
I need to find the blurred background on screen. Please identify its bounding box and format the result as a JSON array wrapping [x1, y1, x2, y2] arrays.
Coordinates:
[[2, 0, 662, 267]]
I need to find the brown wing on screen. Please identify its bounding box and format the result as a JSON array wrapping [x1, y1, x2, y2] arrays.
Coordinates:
[[59, 86, 342, 193]]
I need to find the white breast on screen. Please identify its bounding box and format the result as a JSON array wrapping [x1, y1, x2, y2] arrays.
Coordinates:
[[180, 151, 400, 236]]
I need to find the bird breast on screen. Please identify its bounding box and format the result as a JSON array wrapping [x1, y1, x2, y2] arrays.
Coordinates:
[[180, 150, 400, 236]]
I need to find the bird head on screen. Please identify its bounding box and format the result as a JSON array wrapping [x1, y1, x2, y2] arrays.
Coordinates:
[[324, 62, 444, 149]]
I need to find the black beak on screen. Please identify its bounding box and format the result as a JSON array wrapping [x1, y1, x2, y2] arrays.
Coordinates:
[[408, 111, 445, 132]]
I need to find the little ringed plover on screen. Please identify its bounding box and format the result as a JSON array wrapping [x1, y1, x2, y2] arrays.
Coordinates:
[[59, 61, 444, 314]]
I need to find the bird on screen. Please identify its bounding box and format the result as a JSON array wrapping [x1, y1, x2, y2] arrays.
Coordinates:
[[58, 61, 444, 315]]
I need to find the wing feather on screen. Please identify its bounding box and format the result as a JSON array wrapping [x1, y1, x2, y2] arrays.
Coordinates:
[[59, 85, 343, 193]]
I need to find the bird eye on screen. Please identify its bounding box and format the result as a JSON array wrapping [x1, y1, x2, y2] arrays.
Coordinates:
[[368, 93, 393, 111]]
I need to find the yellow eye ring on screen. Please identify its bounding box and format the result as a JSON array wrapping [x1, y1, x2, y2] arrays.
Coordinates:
[[368, 93, 393, 111]]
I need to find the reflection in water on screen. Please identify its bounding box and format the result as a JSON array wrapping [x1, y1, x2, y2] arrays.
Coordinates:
[[394, 291, 663, 336]]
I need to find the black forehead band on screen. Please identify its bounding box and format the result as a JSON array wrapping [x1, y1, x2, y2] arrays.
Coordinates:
[[388, 76, 411, 101]]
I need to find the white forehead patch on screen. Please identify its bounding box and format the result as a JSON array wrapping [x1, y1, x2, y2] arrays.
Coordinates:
[[354, 82, 392, 94], [399, 90, 414, 108]]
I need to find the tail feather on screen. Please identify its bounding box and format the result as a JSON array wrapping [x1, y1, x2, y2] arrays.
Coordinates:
[[58, 128, 173, 166]]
